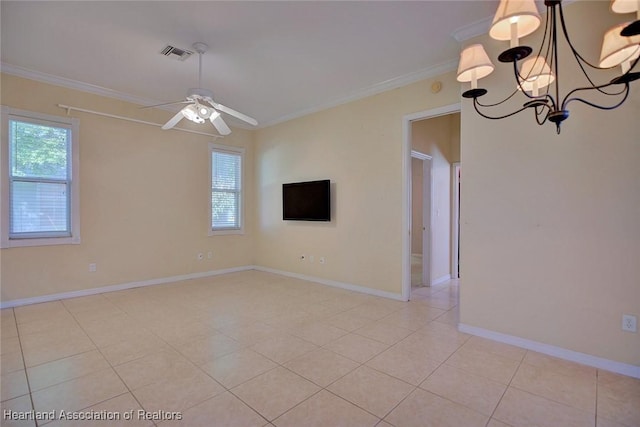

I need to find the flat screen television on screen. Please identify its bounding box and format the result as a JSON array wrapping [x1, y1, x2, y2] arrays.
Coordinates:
[[283, 179, 331, 221]]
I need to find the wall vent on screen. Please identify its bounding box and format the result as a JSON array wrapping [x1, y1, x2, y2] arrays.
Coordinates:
[[160, 45, 193, 61]]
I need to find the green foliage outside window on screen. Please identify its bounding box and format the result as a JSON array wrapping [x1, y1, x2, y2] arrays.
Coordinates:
[[11, 120, 68, 179]]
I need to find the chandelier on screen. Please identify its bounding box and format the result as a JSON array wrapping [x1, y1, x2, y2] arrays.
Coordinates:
[[457, 0, 640, 134]]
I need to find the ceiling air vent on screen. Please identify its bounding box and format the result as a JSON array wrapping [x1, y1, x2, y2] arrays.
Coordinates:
[[160, 45, 193, 61]]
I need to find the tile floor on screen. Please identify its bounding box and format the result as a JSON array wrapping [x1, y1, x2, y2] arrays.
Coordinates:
[[1, 270, 638, 427]]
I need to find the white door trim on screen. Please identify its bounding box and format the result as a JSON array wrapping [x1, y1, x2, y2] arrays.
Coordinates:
[[451, 162, 461, 279], [401, 103, 460, 301], [411, 151, 432, 287]]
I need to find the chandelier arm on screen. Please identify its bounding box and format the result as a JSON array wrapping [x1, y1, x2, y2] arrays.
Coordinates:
[[557, 3, 601, 70], [540, 18, 556, 105], [474, 89, 520, 108], [541, 7, 554, 74], [561, 79, 628, 110], [551, 5, 563, 116], [626, 55, 640, 75], [534, 104, 551, 126], [596, 78, 636, 96], [567, 41, 619, 96], [512, 60, 557, 110], [562, 83, 630, 111], [522, 9, 553, 83], [472, 98, 532, 120], [556, 0, 631, 98]]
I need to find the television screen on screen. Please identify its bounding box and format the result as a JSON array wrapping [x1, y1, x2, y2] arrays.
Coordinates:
[[283, 180, 330, 221]]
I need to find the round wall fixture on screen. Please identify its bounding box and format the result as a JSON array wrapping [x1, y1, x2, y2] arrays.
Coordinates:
[[431, 81, 442, 94]]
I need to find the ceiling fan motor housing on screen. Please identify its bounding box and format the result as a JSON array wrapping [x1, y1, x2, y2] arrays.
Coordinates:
[[192, 42, 209, 54], [187, 88, 214, 100]]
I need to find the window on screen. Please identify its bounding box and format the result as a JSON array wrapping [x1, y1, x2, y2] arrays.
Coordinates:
[[209, 143, 244, 235], [1, 107, 80, 248]]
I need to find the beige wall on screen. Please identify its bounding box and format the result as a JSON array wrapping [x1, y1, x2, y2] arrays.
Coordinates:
[[460, 1, 640, 366], [412, 113, 460, 281], [1, 71, 460, 301], [254, 74, 460, 295], [1, 74, 255, 301]]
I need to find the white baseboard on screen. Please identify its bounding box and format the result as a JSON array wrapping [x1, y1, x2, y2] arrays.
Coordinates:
[[0, 265, 406, 308], [458, 323, 640, 379], [432, 274, 452, 286], [0, 266, 254, 309], [253, 265, 406, 301]]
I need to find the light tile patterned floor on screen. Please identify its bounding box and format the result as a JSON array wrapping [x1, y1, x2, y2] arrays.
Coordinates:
[[1, 270, 639, 427]]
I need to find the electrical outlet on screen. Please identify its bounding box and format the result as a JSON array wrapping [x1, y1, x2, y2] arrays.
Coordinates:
[[622, 314, 637, 333], [207, 251, 212, 259], [89, 263, 97, 272], [309, 255, 315, 263], [197, 253, 204, 261]]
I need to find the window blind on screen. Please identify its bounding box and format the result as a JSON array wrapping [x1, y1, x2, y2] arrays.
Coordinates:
[[9, 119, 71, 237], [211, 150, 241, 230]]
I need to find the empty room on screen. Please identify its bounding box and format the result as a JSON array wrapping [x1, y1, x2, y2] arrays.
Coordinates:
[[1, 1, 639, 426]]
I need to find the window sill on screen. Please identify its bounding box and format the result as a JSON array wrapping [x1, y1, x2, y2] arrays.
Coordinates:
[[208, 228, 244, 236], [1, 235, 81, 249]]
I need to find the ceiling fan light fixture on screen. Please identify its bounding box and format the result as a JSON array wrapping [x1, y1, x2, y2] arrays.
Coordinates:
[[197, 105, 213, 120], [182, 104, 205, 124]]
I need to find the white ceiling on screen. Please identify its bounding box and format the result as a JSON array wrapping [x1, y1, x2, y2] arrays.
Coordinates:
[[1, 1, 499, 128]]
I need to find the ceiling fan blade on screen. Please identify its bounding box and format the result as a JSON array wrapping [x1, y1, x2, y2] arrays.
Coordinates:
[[210, 114, 231, 135], [211, 102, 258, 126], [140, 100, 191, 109], [161, 110, 185, 130]]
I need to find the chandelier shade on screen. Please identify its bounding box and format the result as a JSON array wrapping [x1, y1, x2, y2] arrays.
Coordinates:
[[456, 44, 495, 84], [518, 56, 555, 95], [600, 22, 640, 70], [610, 0, 640, 37], [611, 0, 639, 15], [489, 0, 541, 43]]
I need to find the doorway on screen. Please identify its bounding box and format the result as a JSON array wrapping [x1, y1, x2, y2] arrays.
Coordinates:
[[401, 103, 461, 301]]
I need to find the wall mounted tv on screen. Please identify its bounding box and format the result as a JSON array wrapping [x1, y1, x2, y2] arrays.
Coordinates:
[[282, 179, 331, 221]]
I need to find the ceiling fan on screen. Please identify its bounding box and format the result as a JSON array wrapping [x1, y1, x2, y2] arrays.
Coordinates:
[[143, 42, 257, 135]]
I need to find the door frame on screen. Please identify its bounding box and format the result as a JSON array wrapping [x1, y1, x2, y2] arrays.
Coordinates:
[[401, 103, 460, 301], [451, 162, 461, 279], [411, 150, 432, 287]]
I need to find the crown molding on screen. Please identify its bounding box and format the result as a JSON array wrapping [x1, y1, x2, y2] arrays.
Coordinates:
[[261, 58, 458, 128], [2, 59, 458, 130], [452, 16, 493, 42], [0, 62, 167, 109], [451, 0, 579, 42]]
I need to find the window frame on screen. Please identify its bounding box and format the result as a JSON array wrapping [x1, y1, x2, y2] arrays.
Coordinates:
[[1, 106, 80, 248], [208, 143, 244, 236]]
